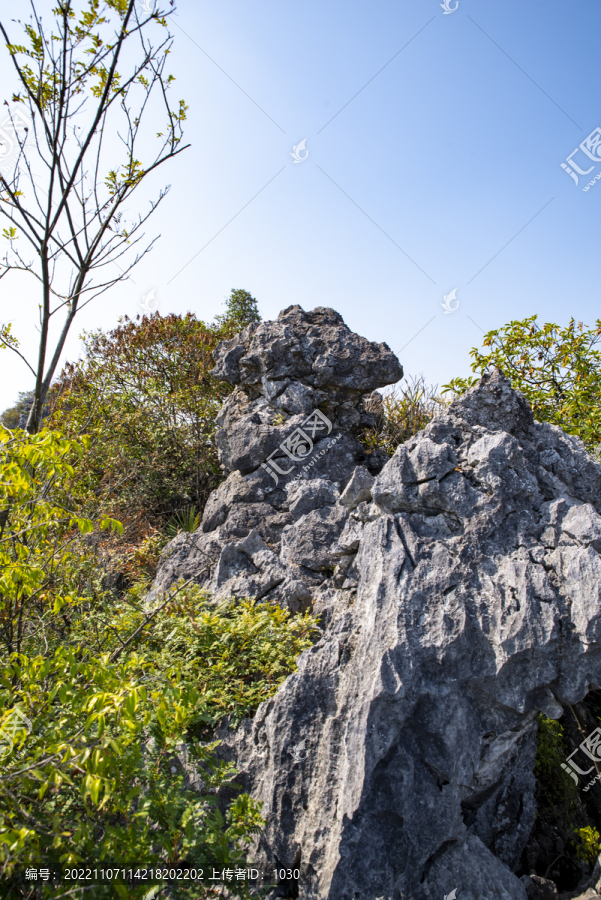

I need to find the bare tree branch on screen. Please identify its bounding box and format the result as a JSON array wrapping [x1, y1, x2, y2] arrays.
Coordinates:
[[0, 0, 190, 432]]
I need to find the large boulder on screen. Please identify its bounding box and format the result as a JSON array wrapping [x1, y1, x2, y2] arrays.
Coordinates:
[[147, 305, 402, 606], [213, 369, 601, 900]]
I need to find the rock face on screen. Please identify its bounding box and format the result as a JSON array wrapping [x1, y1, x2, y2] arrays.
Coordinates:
[[148, 305, 402, 607], [151, 306, 601, 899]]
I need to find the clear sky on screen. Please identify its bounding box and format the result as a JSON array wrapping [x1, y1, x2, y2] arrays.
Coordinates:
[[0, 0, 600, 412]]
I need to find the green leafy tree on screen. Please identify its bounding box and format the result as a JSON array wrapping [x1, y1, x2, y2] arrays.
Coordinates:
[[49, 312, 231, 536], [216, 289, 261, 331], [47, 297, 261, 546], [0, 424, 121, 656], [443, 316, 601, 450]]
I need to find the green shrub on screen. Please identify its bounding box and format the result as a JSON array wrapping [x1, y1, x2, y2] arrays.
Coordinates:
[[46, 289, 261, 542], [0, 424, 319, 897], [0, 647, 264, 898], [534, 714, 580, 832], [140, 591, 320, 730], [574, 826, 601, 864], [165, 505, 202, 539], [442, 316, 601, 451]]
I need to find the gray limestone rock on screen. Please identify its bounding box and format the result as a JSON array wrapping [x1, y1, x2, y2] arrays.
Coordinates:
[[286, 478, 340, 520], [149, 306, 601, 899], [521, 875, 560, 899], [212, 369, 601, 900], [339, 465, 374, 510], [210, 305, 402, 477], [148, 306, 402, 606], [211, 305, 403, 395], [280, 505, 348, 572]]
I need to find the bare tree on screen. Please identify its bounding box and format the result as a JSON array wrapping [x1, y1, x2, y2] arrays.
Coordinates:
[[0, 0, 189, 432]]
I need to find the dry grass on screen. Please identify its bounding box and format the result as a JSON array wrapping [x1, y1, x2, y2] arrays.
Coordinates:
[[362, 375, 448, 457]]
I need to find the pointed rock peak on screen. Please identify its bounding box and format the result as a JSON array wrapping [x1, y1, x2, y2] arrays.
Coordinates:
[[451, 368, 535, 436]]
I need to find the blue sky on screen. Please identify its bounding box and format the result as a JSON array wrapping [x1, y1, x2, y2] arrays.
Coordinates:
[[1, 0, 600, 411]]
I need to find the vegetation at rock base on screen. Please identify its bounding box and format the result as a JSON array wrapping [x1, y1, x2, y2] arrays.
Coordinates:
[[534, 715, 580, 835], [0, 423, 318, 897], [0, 286, 323, 897], [522, 712, 601, 888]]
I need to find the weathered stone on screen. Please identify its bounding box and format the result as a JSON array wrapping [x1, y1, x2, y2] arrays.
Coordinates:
[[339, 465, 374, 510], [562, 504, 601, 552], [280, 505, 348, 572], [149, 307, 601, 899], [521, 875, 559, 899], [210, 305, 403, 396], [213, 370, 601, 900], [286, 478, 340, 520], [148, 306, 402, 607]]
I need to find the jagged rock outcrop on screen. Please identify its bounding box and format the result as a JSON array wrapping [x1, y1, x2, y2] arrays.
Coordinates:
[[151, 306, 601, 899], [148, 305, 402, 607]]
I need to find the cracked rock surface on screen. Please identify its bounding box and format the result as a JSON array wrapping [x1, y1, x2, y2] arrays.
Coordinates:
[[148, 305, 402, 607], [151, 306, 601, 899], [218, 370, 601, 900]]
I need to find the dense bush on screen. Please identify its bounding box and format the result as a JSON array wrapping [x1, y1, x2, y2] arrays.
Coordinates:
[[47, 290, 260, 536], [0, 424, 319, 896], [0, 290, 323, 897]]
